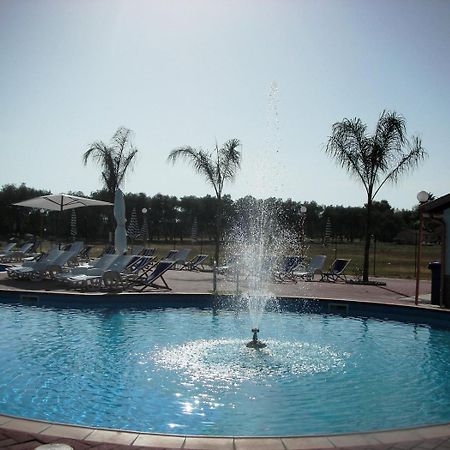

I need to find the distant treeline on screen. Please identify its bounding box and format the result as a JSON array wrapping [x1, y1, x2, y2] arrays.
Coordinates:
[[0, 183, 424, 245]]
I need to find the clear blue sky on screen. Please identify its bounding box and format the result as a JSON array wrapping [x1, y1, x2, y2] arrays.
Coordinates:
[[1, 0, 449, 209]]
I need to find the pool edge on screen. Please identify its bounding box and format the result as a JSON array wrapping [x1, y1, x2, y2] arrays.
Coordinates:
[[1, 412, 450, 449]]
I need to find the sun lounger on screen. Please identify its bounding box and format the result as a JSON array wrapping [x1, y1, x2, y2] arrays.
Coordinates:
[[0, 242, 16, 254], [61, 241, 85, 265], [139, 247, 156, 257], [296, 255, 327, 281], [57, 254, 120, 279], [127, 260, 175, 291], [320, 258, 351, 282], [181, 254, 208, 271], [61, 255, 135, 290], [7, 249, 79, 281], [123, 255, 156, 277], [97, 245, 116, 258], [92, 255, 158, 291], [161, 249, 179, 261], [0, 242, 35, 262], [274, 255, 303, 283], [77, 245, 93, 262], [7, 248, 64, 278], [172, 248, 191, 269]]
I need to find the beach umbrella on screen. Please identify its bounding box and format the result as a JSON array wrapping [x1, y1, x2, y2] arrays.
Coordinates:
[[14, 193, 112, 247], [324, 217, 333, 246], [70, 210, 77, 241], [127, 208, 141, 240], [191, 216, 198, 243], [114, 189, 127, 255], [14, 193, 112, 211]]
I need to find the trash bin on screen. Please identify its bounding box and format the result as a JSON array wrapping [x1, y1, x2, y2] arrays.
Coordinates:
[[428, 261, 441, 305]]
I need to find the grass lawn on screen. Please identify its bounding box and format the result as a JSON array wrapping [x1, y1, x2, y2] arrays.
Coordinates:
[[307, 241, 440, 280]]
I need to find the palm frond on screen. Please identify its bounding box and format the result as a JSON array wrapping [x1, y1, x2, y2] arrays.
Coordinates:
[[117, 148, 138, 187], [83, 127, 138, 196], [326, 118, 371, 193], [112, 127, 133, 161], [373, 136, 427, 198], [82, 142, 110, 166], [220, 138, 241, 181], [168, 147, 220, 197]]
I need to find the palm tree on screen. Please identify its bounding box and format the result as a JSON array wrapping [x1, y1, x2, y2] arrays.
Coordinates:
[[326, 110, 427, 282], [82, 127, 138, 202], [167, 138, 241, 264]]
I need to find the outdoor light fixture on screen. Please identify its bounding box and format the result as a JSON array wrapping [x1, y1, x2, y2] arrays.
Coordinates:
[[142, 208, 147, 214], [417, 191, 429, 204], [415, 190, 430, 305], [39, 209, 46, 252], [299, 205, 307, 257]]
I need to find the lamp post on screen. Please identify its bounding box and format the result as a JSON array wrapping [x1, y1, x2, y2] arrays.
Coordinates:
[[39, 208, 45, 252], [141, 207, 149, 243], [299, 205, 307, 258], [100, 214, 108, 246], [415, 190, 430, 305]]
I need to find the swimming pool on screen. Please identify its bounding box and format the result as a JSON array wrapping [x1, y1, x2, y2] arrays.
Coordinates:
[[1, 295, 450, 436]]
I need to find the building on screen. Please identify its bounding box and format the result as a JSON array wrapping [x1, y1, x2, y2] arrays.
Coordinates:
[[422, 193, 450, 307]]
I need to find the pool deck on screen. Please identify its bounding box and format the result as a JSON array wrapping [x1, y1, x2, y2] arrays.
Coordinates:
[[1, 270, 450, 450]]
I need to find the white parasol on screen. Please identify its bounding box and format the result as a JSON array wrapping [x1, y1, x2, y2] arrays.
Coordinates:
[[14, 193, 112, 211], [14, 194, 113, 247], [114, 189, 127, 255]]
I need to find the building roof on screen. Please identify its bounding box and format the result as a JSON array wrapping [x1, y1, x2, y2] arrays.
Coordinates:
[[422, 193, 450, 216]]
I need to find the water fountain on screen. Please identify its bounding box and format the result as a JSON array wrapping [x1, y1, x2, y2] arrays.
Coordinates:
[[224, 82, 296, 348], [246, 328, 266, 348], [226, 196, 294, 348]]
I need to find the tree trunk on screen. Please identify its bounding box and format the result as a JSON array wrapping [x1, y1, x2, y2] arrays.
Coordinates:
[[214, 197, 222, 265], [363, 195, 373, 282]]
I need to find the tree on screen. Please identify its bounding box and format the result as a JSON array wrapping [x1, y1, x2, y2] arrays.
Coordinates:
[[167, 139, 241, 264], [326, 110, 427, 281], [82, 127, 138, 202], [0, 183, 51, 237]]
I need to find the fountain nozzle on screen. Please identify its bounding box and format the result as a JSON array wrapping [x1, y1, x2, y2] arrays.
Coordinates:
[[246, 327, 266, 349]]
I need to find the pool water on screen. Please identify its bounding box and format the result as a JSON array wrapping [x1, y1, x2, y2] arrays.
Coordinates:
[[1, 300, 450, 436]]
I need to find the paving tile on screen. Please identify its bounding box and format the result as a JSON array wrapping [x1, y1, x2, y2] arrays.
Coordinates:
[[328, 433, 382, 447], [372, 431, 424, 445], [3, 430, 38, 443], [282, 436, 335, 449], [412, 442, 444, 450], [42, 425, 93, 440], [2, 419, 51, 434], [0, 438, 17, 448], [390, 441, 425, 450], [183, 436, 234, 450], [437, 439, 450, 449], [88, 444, 135, 449], [86, 429, 138, 446], [6, 440, 47, 450], [0, 416, 12, 426], [32, 435, 61, 445], [416, 426, 450, 440], [234, 437, 285, 450], [132, 433, 184, 448]]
